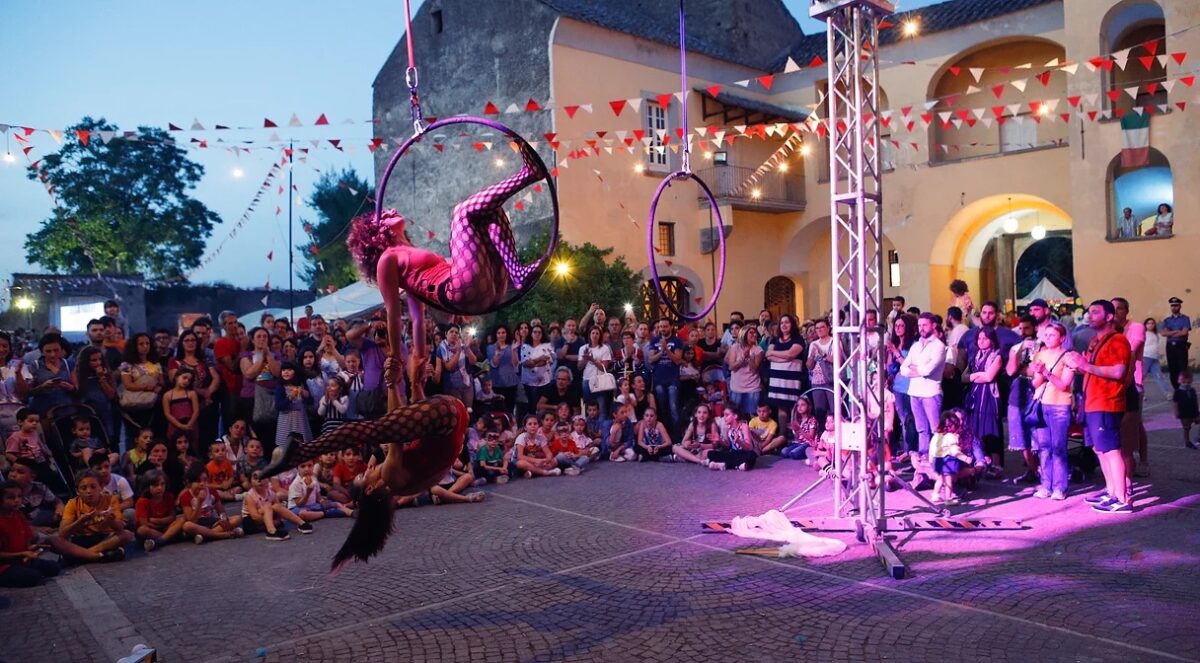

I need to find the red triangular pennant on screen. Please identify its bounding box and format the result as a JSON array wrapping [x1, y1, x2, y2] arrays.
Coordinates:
[[656, 93, 673, 109], [75, 130, 90, 146], [1036, 71, 1052, 87], [992, 84, 1005, 99], [314, 113, 329, 125], [1181, 75, 1196, 87], [564, 105, 580, 119], [168, 123, 183, 131], [1145, 82, 1159, 95], [1106, 89, 1122, 102], [1139, 56, 1155, 71], [1176, 101, 1187, 112], [263, 118, 278, 128], [1171, 52, 1187, 66], [1144, 38, 1159, 56], [483, 102, 500, 115], [525, 98, 542, 112], [757, 74, 774, 90], [433, 144, 445, 152], [1067, 95, 1081, 107], [808, 55, 824, 68], [949, 66, 961, 76], [427, 230, 436, 240], [609, 99, 627, 116]]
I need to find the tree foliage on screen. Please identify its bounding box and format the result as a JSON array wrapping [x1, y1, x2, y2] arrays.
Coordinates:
[[299, 168, 375, 291], [488, 233, 642, 329], [24, 117, 220, 280]]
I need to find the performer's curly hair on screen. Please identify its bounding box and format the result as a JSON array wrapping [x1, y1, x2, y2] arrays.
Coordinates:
[[331, 482, 394, 572], [347, 208, 410, 283]]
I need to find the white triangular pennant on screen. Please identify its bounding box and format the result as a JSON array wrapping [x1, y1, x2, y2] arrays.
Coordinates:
[[504, 103, 520, 114], [288, 113, 302, 127], [580, 104, 593, 114], [969, 67, 984, 82], [924, 99, 939, 110], [1044, 57, 1060, 67], [965, 85, 981, 95], [1162, 80, 1176, 93], [1060, 63, 1079, 75], [98, 130, 116, 144], [734, 79, 750, 87], [1015, 62, 1032, 69], [784, 57, 801, 73], [1125, 86, 1140, 99], [1006, 103, 1022, 116], [627, 98, 642, 112], [190, 118, 205, 131], [1011, 79, 1027, 92]]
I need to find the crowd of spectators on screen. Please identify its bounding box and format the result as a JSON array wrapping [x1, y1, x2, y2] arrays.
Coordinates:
[[1, 290, 1194, 587]]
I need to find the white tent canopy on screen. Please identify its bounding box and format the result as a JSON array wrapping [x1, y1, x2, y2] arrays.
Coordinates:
[[1017, 277, 1070, 304], [237, 281, 384, 329]]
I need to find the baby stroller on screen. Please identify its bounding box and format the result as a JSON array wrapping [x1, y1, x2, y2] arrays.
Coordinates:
[[45, 402, 116, 495]]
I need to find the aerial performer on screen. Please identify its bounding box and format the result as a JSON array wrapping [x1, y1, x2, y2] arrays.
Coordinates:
[[263, 141, 553, 569]]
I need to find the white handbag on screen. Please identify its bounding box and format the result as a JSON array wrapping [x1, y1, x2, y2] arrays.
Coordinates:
[[588, 369, 616, 393]]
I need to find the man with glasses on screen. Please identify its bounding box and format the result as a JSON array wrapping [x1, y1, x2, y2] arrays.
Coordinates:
[[1162, 297, 1191, 388]]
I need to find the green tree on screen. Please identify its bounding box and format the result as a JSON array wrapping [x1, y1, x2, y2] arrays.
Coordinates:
[[489, 233, 642, 329], [299, 168, 375, 290], [25, 117, 220, 280]]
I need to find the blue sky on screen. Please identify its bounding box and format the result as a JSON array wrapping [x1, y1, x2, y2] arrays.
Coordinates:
[[0, 0, 941, 293]]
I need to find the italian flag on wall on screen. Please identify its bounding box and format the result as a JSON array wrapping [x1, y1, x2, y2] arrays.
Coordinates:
[[1120, 113, 1150, 167]]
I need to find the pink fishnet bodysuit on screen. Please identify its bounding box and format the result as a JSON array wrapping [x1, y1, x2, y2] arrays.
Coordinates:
[[439, 143, 544, 311]]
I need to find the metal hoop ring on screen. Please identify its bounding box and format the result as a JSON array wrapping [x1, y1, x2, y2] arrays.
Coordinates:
[[645, 170, 727, 322], [374, 116, 560, 317]]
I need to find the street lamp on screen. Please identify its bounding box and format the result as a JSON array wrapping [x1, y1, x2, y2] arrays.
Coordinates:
[[14, 296, 34, 329]]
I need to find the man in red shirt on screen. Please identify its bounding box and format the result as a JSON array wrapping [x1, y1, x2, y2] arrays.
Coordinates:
[[214, 311, 244, 431], [1067, 300, 1132, 513]]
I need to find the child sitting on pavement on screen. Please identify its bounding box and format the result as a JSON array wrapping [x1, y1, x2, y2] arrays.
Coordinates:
[[287, 460, 353, 521], [0, 480, 62, 587], [88, 454, 134, 528], [59, 471, 133, 563], [205, 440, 241, 501], [242, 470, 311, 540], [134, 469, 185, 551], [474, 431, 510, 484], [178, 464, 243, 544], [548, 421, 588, 475], [513, 414, 562, 478], [749, 403, 786, 454]]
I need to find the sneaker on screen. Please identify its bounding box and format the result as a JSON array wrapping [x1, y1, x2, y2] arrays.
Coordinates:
[[473, 478, 488, 487], [1093, 500, 1133, 514], [701, 458, 710, 468], [1186, 440, 1198, 450], [467, 492, 487, 502], [193, 534, 205, 545], [101, 547, 126, 563], [661, 454, 677, 463], [297, 523, 314, 534], [1033, 488, 1051, 499], [613, 455, 627, 463], [496, 475, 510, 484], [563, 466, 581, 476], [708, 462, 727, 471], [622, 448, 636, 461], [143, 538, 156, 552], [736, 463, 749, 472], [1083, 491, 1112, 505], [547, 468, 562, 476], [231, 527, 245, 538], [524, 470, 534, 479], [1133, 461, 1150, 478], [265, 531, 290, 542], [1051, 490, 1067, 501]]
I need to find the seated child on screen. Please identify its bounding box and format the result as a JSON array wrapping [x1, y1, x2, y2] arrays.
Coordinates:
[[59, 471, 133, 563], [134, 469, 184, 551], [121, 428, 153, 484], [548, 421, 588, 475], [749, 404, 786, 454], [607, 404, 638, 461], [68, 416, 116, 470], [205, 440, 241, 501], [466, 415, 489, 462], [172, 432, 200, 478], [782, 397, 818, 460], [235, 439, 267, 493], [328, 447, 365, 505], [473, 431, 510, 484], [6, 458, 62, 529], [242, 470, 310, 540], [5, 409, 60, 492], [929, 411, 974, 505], [399, 447, 486, 506], [704, 381, 726, 418], [88, 454, 134, 528], [178, 463, 244, 544], [582, 403, 607, 450], [570, 415, 601, 460], [0, 480, 62, 587], [287, 461, 353, 520], [555, 402, 573, 427], [473, 376, 506, 415], [513, 415, 562, 478]]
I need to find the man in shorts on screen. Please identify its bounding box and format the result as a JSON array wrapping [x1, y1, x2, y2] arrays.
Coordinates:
[[1066, 300, 1132, 513], [1112, 297, 1149, 478]]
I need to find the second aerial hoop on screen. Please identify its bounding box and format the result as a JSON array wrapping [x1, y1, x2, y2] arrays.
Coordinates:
[[645, 170, 727, 322]]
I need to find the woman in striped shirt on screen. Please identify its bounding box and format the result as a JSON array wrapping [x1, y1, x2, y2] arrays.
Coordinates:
[[766, 314, 807, 430]]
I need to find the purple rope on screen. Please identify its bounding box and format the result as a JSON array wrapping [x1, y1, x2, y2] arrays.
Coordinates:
[[373, 116, 560, 317], [644, 1, 727, 323], [678, 0, 690, 173]]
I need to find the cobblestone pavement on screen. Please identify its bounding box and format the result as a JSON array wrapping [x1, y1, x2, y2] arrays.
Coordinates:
[[3, 403, 1199, 662]]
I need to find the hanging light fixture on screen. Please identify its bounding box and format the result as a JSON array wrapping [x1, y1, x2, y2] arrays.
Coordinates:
[[1002, 196, 1018, 233]]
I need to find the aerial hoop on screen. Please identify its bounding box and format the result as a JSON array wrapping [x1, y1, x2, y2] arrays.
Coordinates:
[[645, 171, 727, 322], [644, 0, 727, 323], [373, 116, 560, 317]]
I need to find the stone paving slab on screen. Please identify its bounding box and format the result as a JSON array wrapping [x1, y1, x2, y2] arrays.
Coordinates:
[[2, 406, 1198, 662]]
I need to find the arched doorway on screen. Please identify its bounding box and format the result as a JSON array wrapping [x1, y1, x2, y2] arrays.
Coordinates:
[[1015, 235, 1076, 303], [764, 276, 797, 321], [1107, 147, 1174, 239], [1101, 1, 1168, 113], [929, 194, 1072, 312]]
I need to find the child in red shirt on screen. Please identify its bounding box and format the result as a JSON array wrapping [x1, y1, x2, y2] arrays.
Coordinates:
[[548, 422, 588, 476], [0, 480, 61, 587], [331, 447, 366, 504], [134, 469, 184, 551], [205, 440, 241, 501]]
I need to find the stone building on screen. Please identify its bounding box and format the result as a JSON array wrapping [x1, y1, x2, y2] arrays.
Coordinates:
[[373, 0, 1199, 361]]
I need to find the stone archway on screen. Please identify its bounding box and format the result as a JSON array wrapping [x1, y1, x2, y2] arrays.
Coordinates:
[[763, 276, 797, 321]]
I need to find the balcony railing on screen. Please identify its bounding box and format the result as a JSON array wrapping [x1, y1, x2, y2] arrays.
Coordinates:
[[695, 165, 806, 212]]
